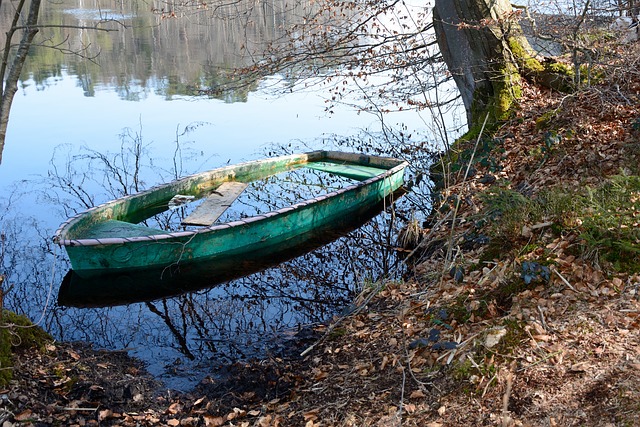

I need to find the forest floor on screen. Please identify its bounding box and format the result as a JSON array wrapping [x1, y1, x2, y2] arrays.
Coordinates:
[[3, 39, 640, 427]]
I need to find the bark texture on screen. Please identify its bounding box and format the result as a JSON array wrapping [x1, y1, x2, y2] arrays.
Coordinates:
[[433, 0, 577, 132], [433, 0, 522, 129]]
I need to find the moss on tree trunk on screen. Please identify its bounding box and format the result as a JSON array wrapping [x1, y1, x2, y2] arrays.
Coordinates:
[[507, 37, 575, 93], [430, 0, 579, 192], [434, 0, 577, 140], [433, 0, 522, 134]]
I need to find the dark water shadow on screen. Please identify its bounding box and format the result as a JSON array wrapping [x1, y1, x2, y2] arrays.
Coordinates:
[[58, 191, 404, 308]]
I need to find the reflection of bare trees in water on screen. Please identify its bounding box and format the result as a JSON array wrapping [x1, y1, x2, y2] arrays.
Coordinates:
[[0, 189, 61, 330], [0, 0, 327, 104], [43, 122, 212, 218], [1, 130, 425, 388], [124, 196, 404, 376], [1, 0, 125, 163]]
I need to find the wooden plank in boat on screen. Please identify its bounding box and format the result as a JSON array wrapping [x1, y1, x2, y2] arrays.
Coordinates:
[[305, 162, 388, 181], [181, 181, 248, 226]]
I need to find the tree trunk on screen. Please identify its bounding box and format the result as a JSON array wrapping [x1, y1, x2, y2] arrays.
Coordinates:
[[433, 0, 522, 131], [433, 0, 576, 133], [0, 0, 42, 165]]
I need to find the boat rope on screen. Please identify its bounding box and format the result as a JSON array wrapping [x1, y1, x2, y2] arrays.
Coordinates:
[[171, 228, 201, 267], [34, 241, 58, 327]]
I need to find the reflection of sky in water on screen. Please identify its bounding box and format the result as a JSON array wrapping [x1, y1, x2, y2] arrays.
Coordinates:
[[0, 0, 445, 391], [2, 71, 420, 189], [1, 69, 424, 390], [63, 8, 133, 20]]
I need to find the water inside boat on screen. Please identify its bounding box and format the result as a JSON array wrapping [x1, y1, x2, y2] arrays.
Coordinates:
[[137, 162, 390, 234]]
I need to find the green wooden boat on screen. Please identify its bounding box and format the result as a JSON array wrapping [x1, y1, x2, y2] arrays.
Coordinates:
[[53, 151, 407, 275], [57, 197, 395, 307]]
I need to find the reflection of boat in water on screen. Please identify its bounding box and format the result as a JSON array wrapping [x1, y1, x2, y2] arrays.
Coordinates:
[[53, 151, 407, 275], [57, 192, 404, 307]]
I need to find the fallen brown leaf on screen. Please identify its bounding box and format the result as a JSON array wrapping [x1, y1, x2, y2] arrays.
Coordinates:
[[98, 409, 113, 420], [409, 389, 426, 399], [203, 414, 225, 427], [14, 410, 32, 421]]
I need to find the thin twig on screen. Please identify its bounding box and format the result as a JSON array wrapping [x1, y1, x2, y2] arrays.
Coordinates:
[[481, 373, 498, 398], [54, 406, 99, 412], [517, 350, 563, 372], [397, 366, 406, 423], [550, 266, 578, 292], [537, 305, 550, 331], [500, 361, 517, 427]]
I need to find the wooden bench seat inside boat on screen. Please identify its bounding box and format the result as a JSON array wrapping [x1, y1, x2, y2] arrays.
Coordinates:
[[182, 181, 249, 226], [305, 162, 388, 181]]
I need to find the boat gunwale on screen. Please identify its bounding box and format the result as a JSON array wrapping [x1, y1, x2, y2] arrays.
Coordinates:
[[53, 151, 408, 248]]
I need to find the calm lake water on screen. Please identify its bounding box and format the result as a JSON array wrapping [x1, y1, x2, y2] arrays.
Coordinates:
[[1, 0, 461, 389]]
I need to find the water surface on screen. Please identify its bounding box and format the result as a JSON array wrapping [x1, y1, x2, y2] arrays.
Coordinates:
[[1, 0, 447, 390]]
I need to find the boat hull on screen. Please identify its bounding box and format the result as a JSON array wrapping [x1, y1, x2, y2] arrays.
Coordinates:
[[54, 151, 407, 275], [58, 192, 402, 307]]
